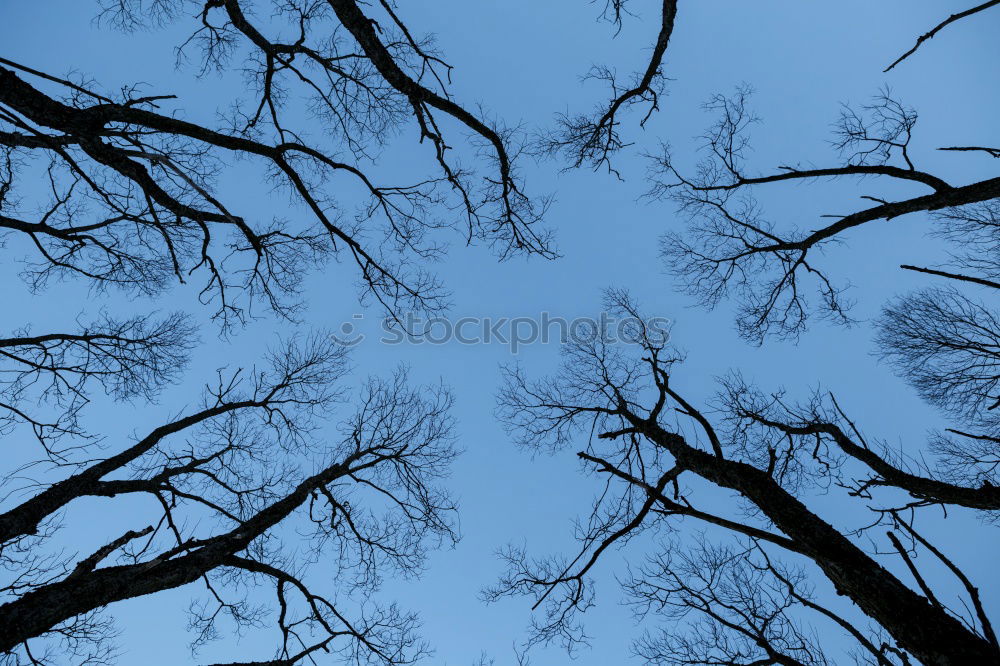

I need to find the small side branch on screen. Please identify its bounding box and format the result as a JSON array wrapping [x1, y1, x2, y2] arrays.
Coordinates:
[[900, 264, 1000, 290], [884, 1, 1000, 72], [939, 146, 1000, 158]]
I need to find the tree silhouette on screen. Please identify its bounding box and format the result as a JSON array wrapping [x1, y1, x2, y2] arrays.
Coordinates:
[[652, 87, 1000, 342], [0, 0, 553, 328], [0, 0, 543, 662], [4, 1, 1000, 664], [494, 291, 1000, 665], [491, 7, 1000, 662]]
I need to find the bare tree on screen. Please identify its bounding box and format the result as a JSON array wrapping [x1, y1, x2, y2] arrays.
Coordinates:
[[0, 332, 458, 665], [493, 6, 1000, 662], [492, 291, 1000, 666], [0, 313, 195, 458], [0, 0, 554, 328], [540, 0, 1000, 174], [651, 86, 1000, 342], [541, 0, 678, 175], [0, 0, 544, 662], [627, 539, 832, 666], [6, 1, 1000, 664]]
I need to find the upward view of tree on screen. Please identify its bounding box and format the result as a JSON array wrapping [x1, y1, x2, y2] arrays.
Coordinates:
[[0, 0, 548, 662], [0, 0, 553, 327], [491, 3, 1000, 666], [1, 1, 998, 665]]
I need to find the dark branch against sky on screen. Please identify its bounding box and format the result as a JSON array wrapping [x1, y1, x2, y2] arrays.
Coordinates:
[[0, 1, 998, 665]]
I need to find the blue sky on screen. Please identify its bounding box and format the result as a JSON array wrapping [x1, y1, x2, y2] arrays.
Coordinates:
[[2, 1, 999, 663]]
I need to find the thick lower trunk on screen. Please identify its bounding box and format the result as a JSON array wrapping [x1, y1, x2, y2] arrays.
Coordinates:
[[0, 551, 214, 653], [0, 457, 354, 651], [638, 421, 1000, 666]]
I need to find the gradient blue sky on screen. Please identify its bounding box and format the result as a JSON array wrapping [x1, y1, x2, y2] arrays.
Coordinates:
[[2, 1, 999, 664]]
